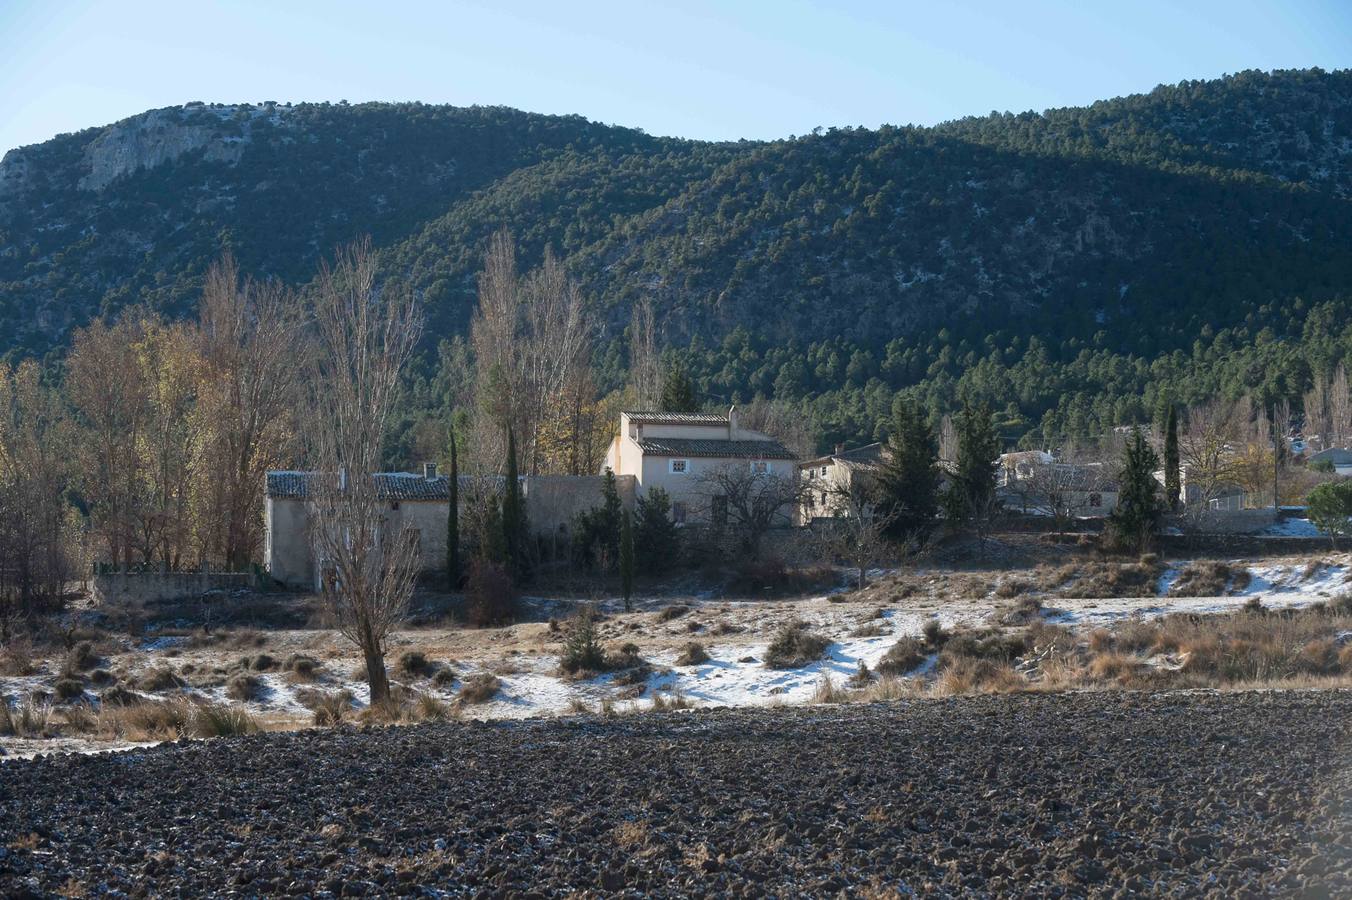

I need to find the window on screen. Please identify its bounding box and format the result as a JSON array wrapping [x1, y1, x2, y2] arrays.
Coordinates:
[[390, 501, 401, 511], [669, 459, 689, 474], [1089, 493, 1102, 508], [750, 460, 770, 476], [712, 495, 728, 527], [672, 502, 688, 526], [820, 466, 828, 477], [820, 492, 828, 506]]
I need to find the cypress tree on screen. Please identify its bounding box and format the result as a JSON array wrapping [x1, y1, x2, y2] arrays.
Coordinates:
[[1163, 406, 1181, 512], [619, 510, 635, 612], [876, 400, 940, 538], [945, 402, 1000, 526], [446, 428, 460, 588], [1109, 428, 1163, 552]]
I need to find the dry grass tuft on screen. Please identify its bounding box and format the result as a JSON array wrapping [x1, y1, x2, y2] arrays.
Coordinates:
[[876, 637, 926, 676], [457, 673, 501, 705], [764, 621, 831, 669], [675, 642, 710, 666], [1168, 561, 1237, 597]]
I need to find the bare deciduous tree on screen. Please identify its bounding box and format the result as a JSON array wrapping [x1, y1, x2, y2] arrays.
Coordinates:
[[1179, 398, 1243, 526], [628, 296, 663, 410], [304, 239, 423, 706], [694, 463, 803, 559], [196, 254, 302, 569], [470, 231, 591, 476], [811, 477, 895, 590]]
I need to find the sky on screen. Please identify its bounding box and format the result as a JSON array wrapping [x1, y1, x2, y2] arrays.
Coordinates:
[[1, 0, 1350, 155]]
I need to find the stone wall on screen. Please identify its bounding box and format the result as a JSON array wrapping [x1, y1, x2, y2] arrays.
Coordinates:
[[1177, 507, 1278, 535], [524, 475, 637, 538], [93, 570, 259, 605]]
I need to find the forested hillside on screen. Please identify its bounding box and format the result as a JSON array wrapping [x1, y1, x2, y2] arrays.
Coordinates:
[[3, 68, 1351, 450]]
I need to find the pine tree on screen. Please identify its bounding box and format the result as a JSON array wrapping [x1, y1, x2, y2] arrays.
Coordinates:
[[634, 486, 679, 574], [502, 427, 529, 578], [876, 400, 940, 538], [619, 510, 635, 612], [446, 428, 461, 588], [659, 364, 698, 412], [1109, 428, 1163, 552], [944, 402, 1000, 528], [1163, 406, 1181, 512]]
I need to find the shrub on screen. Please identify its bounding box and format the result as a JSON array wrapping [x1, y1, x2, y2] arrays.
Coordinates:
[[99, 685, 139, 707], [87, 668, 115, 686], [53, 678, 85, 702], [397, 650, 435, 678], [457, 673, 501, 705], [849, 621, 890, 638], [847, 660, 874, 688], [764, 621, 830, 669], [922, 619, 948, 647], [675, 642, 709, 666], [559, 607, 607, 675], [609, 642, 643, 669], [64, 641, 100, 674], [301, 690, 354, 726], [0, 639, 35, 676], [465, 559, 518, 627], [1168, 561, 1235, 597], [656, 604, 689, 623], [934, 658, 1027, 695], [226, 673, 264, 702], [811, 674, 850, 704], [432, 667, 456, 688], [137, 667, 185, 692], [993, 595, 1043, 626], [284, 654, 322, 681], [877, 637, 926, 675]]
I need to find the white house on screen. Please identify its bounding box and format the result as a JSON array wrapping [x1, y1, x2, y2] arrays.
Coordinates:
[[602, 409, 797, 524]]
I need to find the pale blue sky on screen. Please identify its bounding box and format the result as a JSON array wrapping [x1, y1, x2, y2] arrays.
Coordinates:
[[2, 0, 1349, 154]]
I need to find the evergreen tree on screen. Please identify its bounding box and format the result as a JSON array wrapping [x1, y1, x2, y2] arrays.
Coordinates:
[[502, 427, 530, 578], [481, 496, 506, 565], [446, 428, 461, 588], [1163, 406, 1181, 512], [944, 402, 1000, 528], [876, 399, 940, 538], [571, 467, 624, 571], [634, 486, 679, 574], [619, 510, 635, 612], [1109, 428, 1163, 552], [659, 364, 698, 412]]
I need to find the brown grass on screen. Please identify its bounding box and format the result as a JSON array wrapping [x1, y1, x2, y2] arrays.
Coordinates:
[[1167, 561, 1236, 597], [876, 637, 926, 676], [457, 673, 501, 705], [675, 642, 710, 666], [764, 621, 831, 669]]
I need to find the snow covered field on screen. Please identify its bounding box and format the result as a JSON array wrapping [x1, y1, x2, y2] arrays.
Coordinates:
[[4, 552, 1350, 758]]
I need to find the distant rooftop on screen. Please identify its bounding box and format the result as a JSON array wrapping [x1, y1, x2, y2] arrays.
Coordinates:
[[634, 437, 796, 460], [801, 442, 885, 466], [266, 471, 457, 501], [623, 411, 729, 425]]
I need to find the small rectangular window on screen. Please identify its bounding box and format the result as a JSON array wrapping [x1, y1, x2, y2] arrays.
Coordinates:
[[670, 459, 689, 474], [820, 466, 828, 477], [750, 460, 770, 476]]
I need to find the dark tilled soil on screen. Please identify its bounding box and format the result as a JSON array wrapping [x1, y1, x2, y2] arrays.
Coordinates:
[[2, 691, 1351, 897]]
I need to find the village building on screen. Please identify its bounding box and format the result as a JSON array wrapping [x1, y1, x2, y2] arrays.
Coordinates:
[[602, 409, 797, 525], [998, 451, 1119, 517], [1308, 447, 1352, 476], [264, 464, 635, 589], [797, 442, 885, 523]]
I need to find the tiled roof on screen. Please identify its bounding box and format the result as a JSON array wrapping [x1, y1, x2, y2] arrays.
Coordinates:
[[634, 437, 796, 460], [624, 411, 729, 425], [266, 471, 456, 501], [800, 442, 885, 467]]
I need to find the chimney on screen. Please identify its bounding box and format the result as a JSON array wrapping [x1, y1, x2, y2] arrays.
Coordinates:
[[423, 462, 437, 480], [834, 443, 845, 456], [728, 405, 738, 441]]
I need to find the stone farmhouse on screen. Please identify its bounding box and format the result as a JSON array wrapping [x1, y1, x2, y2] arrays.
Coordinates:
[[602, 409, 797, 525], [798, 442, 885, 523]]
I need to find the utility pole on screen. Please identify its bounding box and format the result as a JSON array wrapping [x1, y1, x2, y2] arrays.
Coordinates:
[[1272, 403, 1280, 512]]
